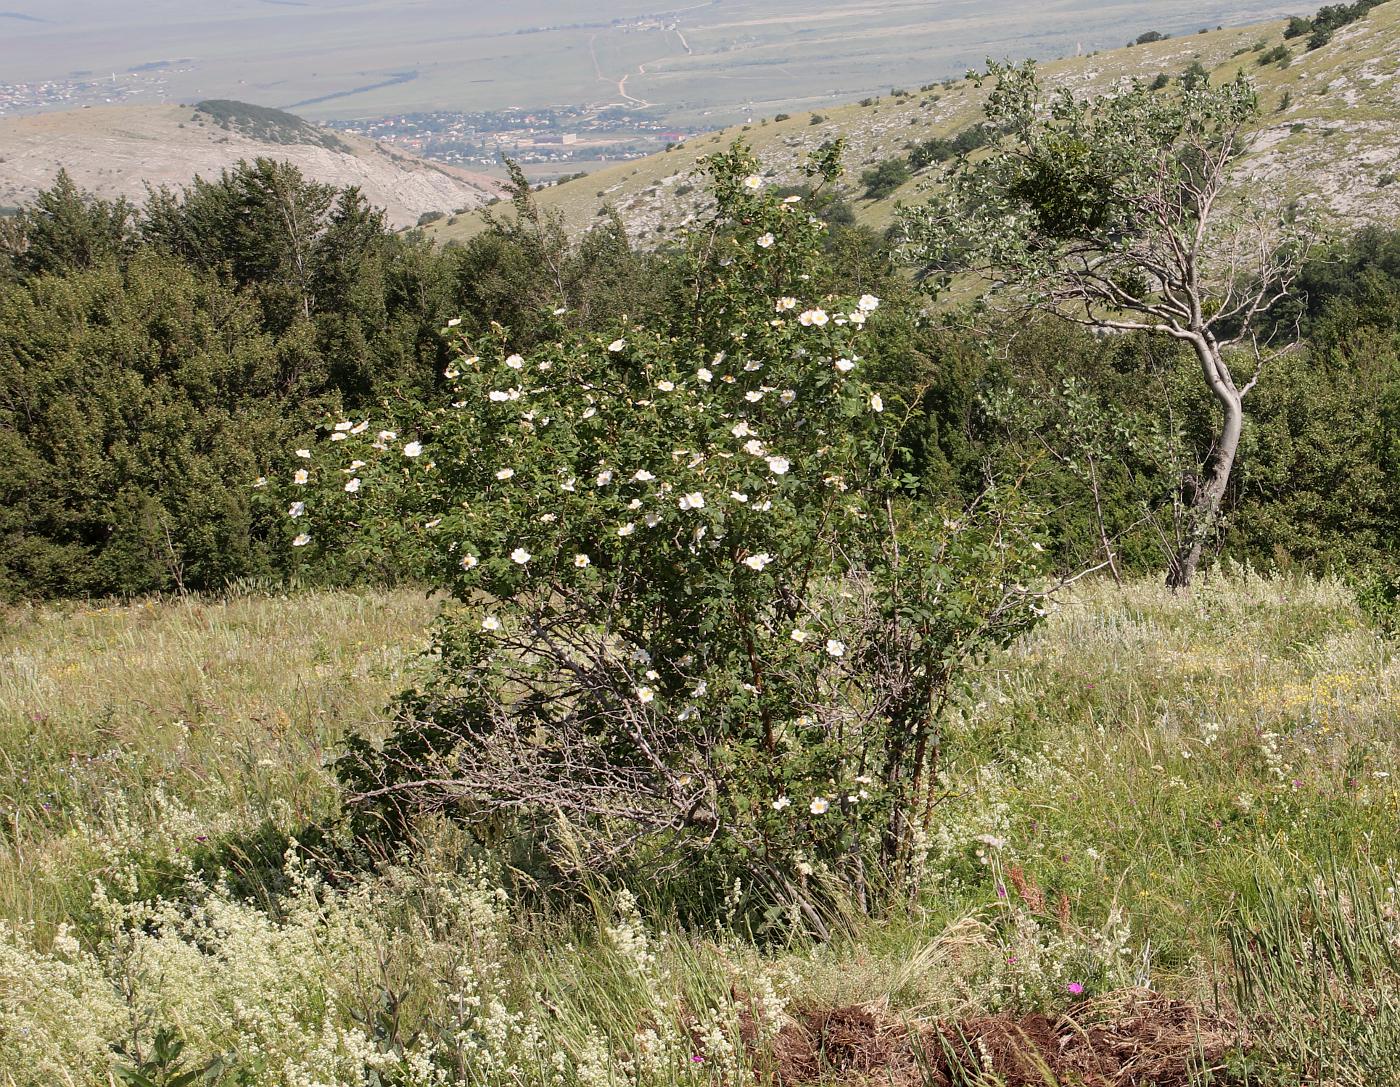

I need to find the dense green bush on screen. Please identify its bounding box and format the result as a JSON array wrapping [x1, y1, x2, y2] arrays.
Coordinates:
[[859, 157, 911, 199], [0, 161, 667, 600], [307, 145, 1047, 910]]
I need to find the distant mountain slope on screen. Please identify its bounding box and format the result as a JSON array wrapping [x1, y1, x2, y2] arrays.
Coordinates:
[[0, 101, 504, 227], [428, 4, 1400, 246]]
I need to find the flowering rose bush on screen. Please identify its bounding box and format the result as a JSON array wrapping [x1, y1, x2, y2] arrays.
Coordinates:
[[285, 144, 1046, 910]]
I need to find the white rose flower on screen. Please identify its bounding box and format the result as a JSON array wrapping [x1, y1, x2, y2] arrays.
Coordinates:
[[608, 338, 626, 352], [743, 552, 773, 571], [510, 547, 532, 564], [743, 174, 764, 190], [460, 554, 479, 569], [296, 448, 312, 459], [596, 470, 613, 486], [636, 686, 655, 703], [293, 469, 309, 485], [870, 394, 884, 413], [344, 478, 361, 493], [481, 615, 501, 631], [574, 553, 591, 567], [810, 798, 830, 815], [756, 232, 775, 248], [403, 441, 423, 457], [743, 439, 766, 456], [696, 367, 714, 382], [766, 456, 790, 476], [292, 533, 311, 547], [825, 639, 846, 658], [288, 501, 305, 518], [679, 491, 705, 511], [775, 296, 798, 312], [858, 294, 880, 312], [835, 358, 856, 373], [505, 353, 525, 369], [772, 796, 792, 811]]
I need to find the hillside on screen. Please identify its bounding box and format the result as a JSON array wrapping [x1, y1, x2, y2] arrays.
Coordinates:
[[0, 100, 505, 227], [428, 4, 1400, 246]]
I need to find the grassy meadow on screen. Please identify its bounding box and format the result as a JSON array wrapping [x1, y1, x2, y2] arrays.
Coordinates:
[[4, 575, 1400, 1083]]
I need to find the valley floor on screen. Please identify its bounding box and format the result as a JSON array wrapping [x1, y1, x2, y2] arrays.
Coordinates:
[[2, 575, 1398, 1084]]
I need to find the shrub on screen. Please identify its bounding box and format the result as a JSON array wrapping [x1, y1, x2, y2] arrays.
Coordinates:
[[859, 157, 912, 199], [298, 143, 1045, 907]]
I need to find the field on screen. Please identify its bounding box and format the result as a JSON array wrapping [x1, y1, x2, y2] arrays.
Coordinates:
[[6, 575, 1400, 1083], [1, 1, 1301, 125]]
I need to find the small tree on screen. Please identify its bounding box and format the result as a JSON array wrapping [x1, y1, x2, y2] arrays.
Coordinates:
[[288, 144, 1046, 913], [901, 63, 1315, 587]]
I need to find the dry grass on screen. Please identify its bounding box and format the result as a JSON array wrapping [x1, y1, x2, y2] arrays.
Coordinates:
[[0, 587, 437, 925]]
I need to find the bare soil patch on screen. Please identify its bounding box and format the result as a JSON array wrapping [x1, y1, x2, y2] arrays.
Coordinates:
[[763, 990, 1239, 1086]]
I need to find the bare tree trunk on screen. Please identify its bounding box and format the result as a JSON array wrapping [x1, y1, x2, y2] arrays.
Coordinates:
[[1167, 340, 1244, 590]]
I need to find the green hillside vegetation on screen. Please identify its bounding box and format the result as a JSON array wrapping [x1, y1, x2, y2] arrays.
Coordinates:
[[427, 0, 1400, 247], [193, 99, 353, 154]]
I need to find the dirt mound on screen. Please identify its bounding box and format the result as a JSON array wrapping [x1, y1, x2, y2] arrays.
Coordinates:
[[766, 991, 1239, 1087]]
